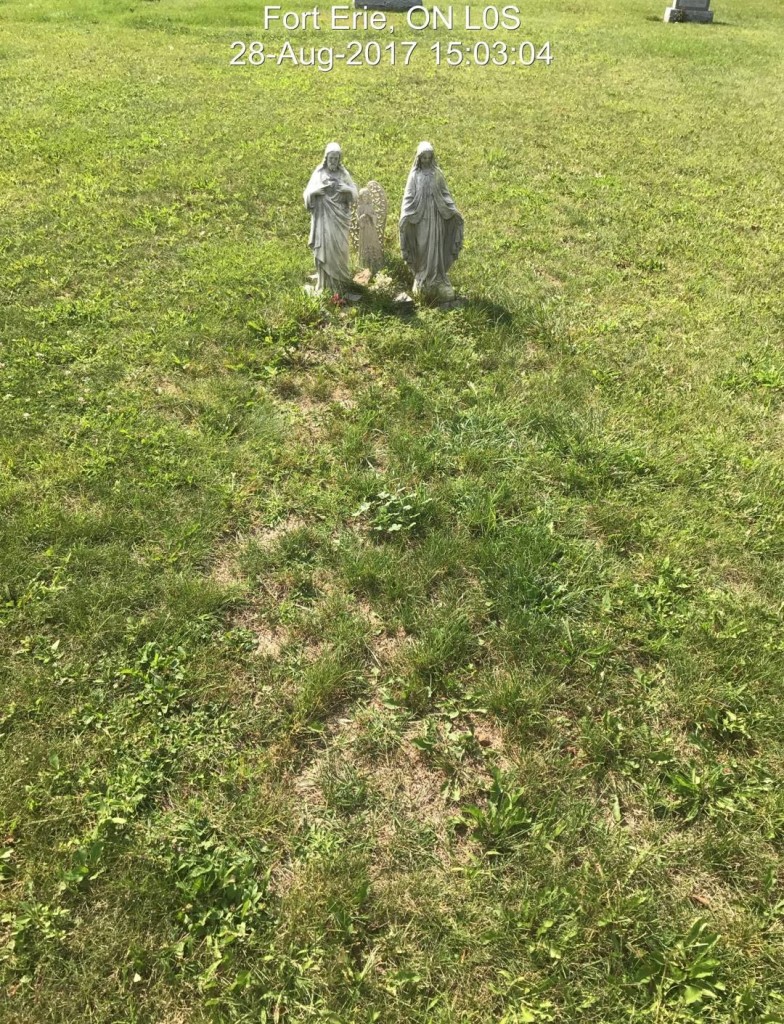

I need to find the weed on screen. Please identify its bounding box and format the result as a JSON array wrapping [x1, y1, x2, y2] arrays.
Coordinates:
[[352, 489, 434, 538], [461, 770, 537, 853], [629, 920, 726, 1010], [163, 820, 271, 985], [0, 899, 71, 978]]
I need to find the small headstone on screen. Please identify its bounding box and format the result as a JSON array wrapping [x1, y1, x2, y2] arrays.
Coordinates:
[[351, 181, 387, 274], [664, 0, 714, 22]]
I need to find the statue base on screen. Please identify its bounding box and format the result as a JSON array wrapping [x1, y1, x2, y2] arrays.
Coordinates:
[[413, 280, 455, 302]]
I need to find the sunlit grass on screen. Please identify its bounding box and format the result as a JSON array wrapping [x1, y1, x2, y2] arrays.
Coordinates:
[[1, 0, 783, 1020]]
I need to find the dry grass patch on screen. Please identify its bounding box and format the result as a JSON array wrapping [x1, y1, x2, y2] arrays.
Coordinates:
[[210, 513, 308, 585], [468, 714, 508, 759], [363, 618, 411, 669], [253, 623, 288, 660], [287, 696, 496, 871], [368, 734, 485, 873], [669, 865, 747, 933], [330, 385, 357, 410], [229, 608, 290, 661], [288, 711, 363, 809], [248, 514, 307, 551], [211, 541, 244, 587], [373, 743, 453, 829], [153, 378, 185, 398]]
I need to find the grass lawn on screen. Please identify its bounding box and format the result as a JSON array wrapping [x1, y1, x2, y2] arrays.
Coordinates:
[[1, 0, 783, 1020]]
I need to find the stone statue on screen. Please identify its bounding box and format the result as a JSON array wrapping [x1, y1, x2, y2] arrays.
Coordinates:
[[399, 141, 464, 301], [303, 143, 358, 294], [351, 181, 387, 274]]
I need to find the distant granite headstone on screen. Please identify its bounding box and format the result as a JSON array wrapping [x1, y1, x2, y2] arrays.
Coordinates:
[[354, 0, 417, 9], [664, 0, 714, 22]]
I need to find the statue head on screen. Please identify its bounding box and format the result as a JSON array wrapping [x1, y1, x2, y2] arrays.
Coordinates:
[[414, 141, 436, 170], [323, 142, 342, 172]]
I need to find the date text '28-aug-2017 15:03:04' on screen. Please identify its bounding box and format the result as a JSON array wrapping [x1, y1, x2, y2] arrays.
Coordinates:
[[230, 5, 554, 70]]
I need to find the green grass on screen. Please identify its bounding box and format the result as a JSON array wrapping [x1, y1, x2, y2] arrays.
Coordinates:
[[1, 0, 784, 1020]]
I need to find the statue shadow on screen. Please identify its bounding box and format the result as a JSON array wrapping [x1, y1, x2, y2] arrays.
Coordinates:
[[351, 258, 515, 326], [350, 287, 415, 320], [458, 296, 515, 326]]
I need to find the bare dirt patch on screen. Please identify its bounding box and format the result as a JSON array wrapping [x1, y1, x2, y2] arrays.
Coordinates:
[[210, 514, 306, 586], [153, 378, 184, 398], [211, 543, 243, 587], [330, 385, 357, 410], [254, 624, 288, 659], [248, 514, 306, 550], [468, 715, 507, 758], [369, 625, 411, 667], [346, 598, 412, 668]]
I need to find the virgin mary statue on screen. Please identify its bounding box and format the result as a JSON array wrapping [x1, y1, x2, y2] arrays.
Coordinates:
[[399, 142, 464, 301], [303, 142, 358, 294]]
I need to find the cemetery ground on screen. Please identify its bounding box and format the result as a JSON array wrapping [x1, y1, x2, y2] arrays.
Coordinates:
[[1, 0, 783, 1020]]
